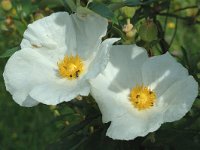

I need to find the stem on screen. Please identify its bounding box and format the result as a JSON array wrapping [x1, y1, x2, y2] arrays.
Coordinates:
[[174, 5, 198, 12], [164, 0, 171, 37], [169, 18, 178, 48], [155, 20, 169, 53]]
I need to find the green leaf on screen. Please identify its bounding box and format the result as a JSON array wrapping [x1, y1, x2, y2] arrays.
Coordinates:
[[39, 0, 64, 9], [124, 0, 159, 6], [88, 2, 118, 24], [0, 46, 20, 58], [124, 0, 141, 6], [63, 0, 77, 12], [14, 0, 38, 17]]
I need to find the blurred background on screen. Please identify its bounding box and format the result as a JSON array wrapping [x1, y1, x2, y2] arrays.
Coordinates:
[[0, 0, 200, 149]]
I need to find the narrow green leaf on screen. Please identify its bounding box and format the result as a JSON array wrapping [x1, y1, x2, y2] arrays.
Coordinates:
[[0, 46, 20, 58], [181, 46, 190, 68], [88, 2, 118, 24], [124, 0, 141, 6], [125, 0, 159, 6], [108, 2, 126, 11], [63, 0, 77, 12]]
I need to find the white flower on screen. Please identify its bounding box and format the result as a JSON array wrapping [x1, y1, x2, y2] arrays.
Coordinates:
[[90, 45, 198, 140], [3, 11, 119, 107]]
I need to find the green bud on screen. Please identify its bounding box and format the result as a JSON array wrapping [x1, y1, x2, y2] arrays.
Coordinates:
[[1, 0, 12, 11], [138, 20, 158, 42], [34, 12, 44, 20], [120, 6, 136, 18]]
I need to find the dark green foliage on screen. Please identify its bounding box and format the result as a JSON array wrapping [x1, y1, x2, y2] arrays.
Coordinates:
[[88, 2, 117, 23]]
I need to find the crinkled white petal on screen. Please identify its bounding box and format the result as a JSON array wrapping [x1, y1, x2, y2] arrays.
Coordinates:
[[90, 74, 129, 123], [159, 76, 198, 122], [3, 48, 57, 106], [20, 11, 109, 77], [106, 110, 163, 140], [108, 45, 148, 91], [71, 12, 108, 59], [86, 38, 119, 79], [142, 52, 188, 98], [29, 80, 90, 105], [21, 11, 108, 63], [21, 12, 76, 64], [21, 12, 76, 55]]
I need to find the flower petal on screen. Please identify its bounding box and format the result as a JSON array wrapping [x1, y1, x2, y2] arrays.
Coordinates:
[[142, 52, 188, 98], [105, 45, 148, 91], [21, 12, 77, 64], [71, 12, 108, 59], [3, 48, 57, 106], [21, 12, 76, 52], [160, 76, 198, 122], [29, 80, 90, 105], [21, 11, 108, 63], [106, 110, 163, 140], [90, 74, 129, 123], [86, 38, 119, 79], [21, 96, 39, 107]]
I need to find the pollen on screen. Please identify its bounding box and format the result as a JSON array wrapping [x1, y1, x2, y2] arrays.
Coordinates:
[[58, 55, 84, 80], [129, 85, 156, 110]]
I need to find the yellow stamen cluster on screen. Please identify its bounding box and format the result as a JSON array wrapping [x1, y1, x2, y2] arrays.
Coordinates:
[[129, 85, 156, 110], [58, 55, 84, 80]]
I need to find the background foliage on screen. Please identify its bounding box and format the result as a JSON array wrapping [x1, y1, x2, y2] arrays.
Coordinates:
[[0, 0, 200, 149]]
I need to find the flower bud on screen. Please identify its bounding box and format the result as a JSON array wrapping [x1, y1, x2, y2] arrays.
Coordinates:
[[120, 6, 136, 18], [1, 0, 12, 11], [138, 19, 158, 42], [122, 19, 137, 39], [11, 8, 17, 16], [126, 31, 134, 38], [34, 12, 44, 20], [5, 16, 13, 26], [123, 19, 137, 42], [167, 21, 175, 29], [76, 95, 83, 101], [123, 23, 133, 33]]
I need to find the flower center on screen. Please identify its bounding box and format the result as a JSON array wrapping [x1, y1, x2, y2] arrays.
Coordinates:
[[58, 55, 84, 80], [129, 85, 156, 110]]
